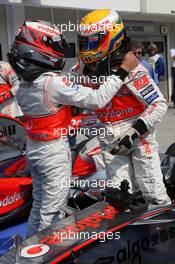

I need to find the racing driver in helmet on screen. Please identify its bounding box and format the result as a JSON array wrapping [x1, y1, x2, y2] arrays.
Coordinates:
[[7, 20, 138, 236], [76, 9, 170, 205]]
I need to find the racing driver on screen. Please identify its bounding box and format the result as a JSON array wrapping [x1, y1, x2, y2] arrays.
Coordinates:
[[7, 20, 138, 236], [0, 61, 22, 117], [77, 9, 170, 205]]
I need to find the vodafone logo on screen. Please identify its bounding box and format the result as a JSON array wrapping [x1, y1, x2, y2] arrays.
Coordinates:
[[37, 25, 59, 35], [26, 21, 60, 36], [0, 191, 24, 208], [21, 244, 50, 258]]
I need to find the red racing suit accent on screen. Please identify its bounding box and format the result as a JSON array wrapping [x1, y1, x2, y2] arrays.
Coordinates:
[[95, 85, 145, 123], [0, 78, 13, 105], [24, 106, 72, 141], [73, 138, 102, 177], [0, 83, 11, 94], [0, 61, 22, 116], [73, 154, 96, 176]]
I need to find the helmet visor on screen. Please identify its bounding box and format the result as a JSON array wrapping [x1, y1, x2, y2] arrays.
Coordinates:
[[51, 35, 64, 52], [78, 32, 107, 52], [43, 34, 69, 54]]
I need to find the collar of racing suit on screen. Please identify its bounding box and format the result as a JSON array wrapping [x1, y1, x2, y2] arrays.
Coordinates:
[[124, 63, 149, 84]]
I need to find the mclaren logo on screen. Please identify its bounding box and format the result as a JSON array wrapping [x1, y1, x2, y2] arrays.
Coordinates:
[[25, 120, 33, 130]]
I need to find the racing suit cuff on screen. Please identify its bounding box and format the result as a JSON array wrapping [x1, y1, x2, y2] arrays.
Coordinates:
[[114, 67, 129, 82], [0, 91, 13, 104], [132, 119, 148, 136]]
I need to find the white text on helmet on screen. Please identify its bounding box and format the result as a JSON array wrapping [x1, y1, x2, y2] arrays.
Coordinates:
[[37, 24, 60, 36]]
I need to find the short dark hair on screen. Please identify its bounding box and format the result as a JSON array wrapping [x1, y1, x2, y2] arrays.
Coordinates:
[[130, 41, 144, 51]]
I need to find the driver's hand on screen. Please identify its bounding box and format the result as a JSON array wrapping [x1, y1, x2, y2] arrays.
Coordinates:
[[120, 51, 139, 72]]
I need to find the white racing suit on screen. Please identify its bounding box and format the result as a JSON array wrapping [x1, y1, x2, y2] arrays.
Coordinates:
[[17, 71, 125, 236], [94, 64, 170, 205], [0, 61, 22, 117]]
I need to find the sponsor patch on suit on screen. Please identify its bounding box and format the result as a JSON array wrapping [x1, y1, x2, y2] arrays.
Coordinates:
[[146, 92, 159, 103], [134, 75, 150, 90], [71, 82, 79, 91], [140, 85, 154, 97]]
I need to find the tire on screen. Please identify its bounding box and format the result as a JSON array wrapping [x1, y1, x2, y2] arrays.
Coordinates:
[[163, 142, 175, 202]]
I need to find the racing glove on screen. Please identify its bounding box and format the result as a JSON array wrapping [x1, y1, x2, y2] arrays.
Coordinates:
[[0, 91, 13, 104], [110, 119, 148, 155], [113, 67, 129, 81], [104, 186, 148, 213]]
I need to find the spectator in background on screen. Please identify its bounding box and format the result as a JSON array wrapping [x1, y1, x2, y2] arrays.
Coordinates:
[[170, 48, 175, 108], [0, 61, 22, 117], [130, 41, 159, 85], [148, 43, 165, 82]]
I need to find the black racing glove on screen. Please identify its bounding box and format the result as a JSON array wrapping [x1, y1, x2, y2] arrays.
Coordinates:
[[104, 187, 148, 213], [110, 119, 148, 155], [113, 67, 129, 81]]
